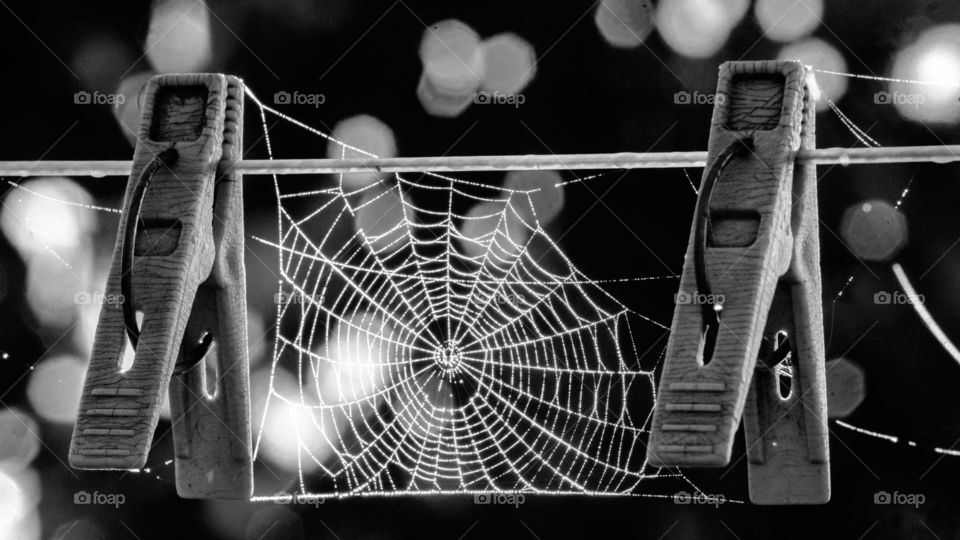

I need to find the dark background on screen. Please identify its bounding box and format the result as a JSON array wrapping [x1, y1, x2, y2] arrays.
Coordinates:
[[2, 0, 960, 538]]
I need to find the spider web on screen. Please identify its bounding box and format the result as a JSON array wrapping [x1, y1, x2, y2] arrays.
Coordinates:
[[6, 68, 960, 503], [243, 89, 695, 498]]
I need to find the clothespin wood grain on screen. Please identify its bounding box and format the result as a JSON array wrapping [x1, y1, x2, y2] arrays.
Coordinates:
[[70, 74, 252, 499], [647, 60, 829, 504]]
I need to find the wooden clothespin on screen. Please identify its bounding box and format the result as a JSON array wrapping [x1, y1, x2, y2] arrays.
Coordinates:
[[647, 61, 829, 504], [70, 74, 252, 499]]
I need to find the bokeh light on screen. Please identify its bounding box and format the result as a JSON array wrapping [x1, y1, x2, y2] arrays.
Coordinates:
[[503, 170, 565, 225], [119, 314, 139, 373], [840, 200, 908, 262], [594, 0, 655, 49], [322, 312, 394, 402], [656, 0, 739, 58], [252, 368, 334, 472], [0, 469, 30, 538], [145, 0, 214, 73], [113, 72, 155, 146], [327, 115, 397, 189], [727, 0, 752, 25], [417, 20, 485, 118], [247, 308, 268, 367], [0, 178, 96, 259], [354, 187, 410, 255], [459, 202, 529, 259], [74, 266, 117, 354], [480, 33, 537, 95], [825, 357, 866, 418], [70, 34, 137, 93], [25, 254, 89, 329], [754, 0, 823, 43], [889, 24, 960, 125], [0, 409, 40, 473], [26, 355, 86, 424], [417, 71, 474, 118], [159, 391, 171, 421], [779, 38, 847, 111], [419, 20, 484, 96], [9, 468, 39, 513], [1, 179, 94, 331], [17, 512, 40, 540], [5, 509, 39, 540]]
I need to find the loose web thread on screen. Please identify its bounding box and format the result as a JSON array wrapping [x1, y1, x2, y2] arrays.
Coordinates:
[[4, 180, 122, 214], [836, 420, 960, 458], [243, 87, 716, 499], [814, 70, 960, 368], [514, 68, 960, 474], [812, 68, 960, 455]]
